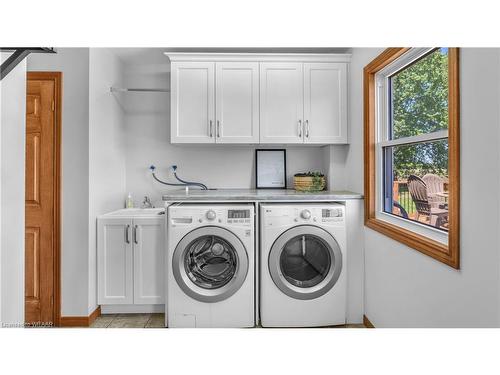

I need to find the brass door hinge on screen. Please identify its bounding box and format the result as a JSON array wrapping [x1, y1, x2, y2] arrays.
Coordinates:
[[51, 100, 55, 111]]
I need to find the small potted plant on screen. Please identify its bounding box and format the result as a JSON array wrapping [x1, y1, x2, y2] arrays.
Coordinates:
[[293, 171, 326, 192]]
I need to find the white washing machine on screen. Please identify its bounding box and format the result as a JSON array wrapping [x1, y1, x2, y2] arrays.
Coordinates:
[[167, 204, 255, 327], [260, 203, 346, 327]]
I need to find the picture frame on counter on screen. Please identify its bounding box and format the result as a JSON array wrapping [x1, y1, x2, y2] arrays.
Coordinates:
[[255, 149, 287, 189]]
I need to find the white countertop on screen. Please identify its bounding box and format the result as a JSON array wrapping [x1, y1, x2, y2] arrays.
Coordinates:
[[162, 189, 363, 202], [100, 208, 165, 218]]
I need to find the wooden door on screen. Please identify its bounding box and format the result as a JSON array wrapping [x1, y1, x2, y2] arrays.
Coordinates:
[[303, 63, 348, 144], [132, 218, 164, 304], [170, 61, 215, 143], [25, 73, 61, 325], [215, 62, 259, 144], [259, 62, 304, 144], [97, 218, 134, 305]]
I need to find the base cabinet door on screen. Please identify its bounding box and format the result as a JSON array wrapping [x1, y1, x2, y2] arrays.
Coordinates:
[[132, 218, 165, 304], [259, 62, 304, 144], [170, 61, 215, 143], [303, 63, 348, 144], [98, 218, 134, 305]]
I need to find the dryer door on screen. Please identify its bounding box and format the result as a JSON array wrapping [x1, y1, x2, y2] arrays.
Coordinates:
[[269, 225, 342, 300], [172, 226, 249, 303]]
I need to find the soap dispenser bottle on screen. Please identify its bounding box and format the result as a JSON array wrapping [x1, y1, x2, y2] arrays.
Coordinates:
[[126, 193, 134, 208]]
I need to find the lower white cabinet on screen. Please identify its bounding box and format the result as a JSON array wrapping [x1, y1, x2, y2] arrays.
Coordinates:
[[98, 217, 164, 305], [132, 218, 165, 304]]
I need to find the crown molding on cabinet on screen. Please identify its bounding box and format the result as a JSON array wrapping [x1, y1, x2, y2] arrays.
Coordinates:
[[164, 53, 351, 63]]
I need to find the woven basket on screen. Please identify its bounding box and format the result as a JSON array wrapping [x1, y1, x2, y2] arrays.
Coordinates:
[[294, 176, 326, 192]]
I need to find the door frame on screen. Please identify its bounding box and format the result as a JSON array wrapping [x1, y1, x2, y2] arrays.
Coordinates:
[[26, 71, 62, 326]]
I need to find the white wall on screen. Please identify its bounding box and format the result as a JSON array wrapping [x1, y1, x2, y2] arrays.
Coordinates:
[[347, 48, 500, 327], [121, 60, 328, 207], [88, 49, 127, 314], [27, 48, 126, 317], [0, 54, 26, 325], [27, 48, 91, 317]]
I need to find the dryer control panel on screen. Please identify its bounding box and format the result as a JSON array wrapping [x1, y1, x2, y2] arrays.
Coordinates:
[[170, 205, 253, 227], [262, 204, 345, 227]]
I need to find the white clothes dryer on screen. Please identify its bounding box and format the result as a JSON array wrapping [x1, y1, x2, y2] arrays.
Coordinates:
[[260, 203, 346, 327]]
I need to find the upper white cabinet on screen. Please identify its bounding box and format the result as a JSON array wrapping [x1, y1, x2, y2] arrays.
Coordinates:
[[170, 62, 215, 143], [303, 63, 348, 144], [170, 60, 259, 144], [260, 63, 304, 144], [167, 53, 350, 145], [216, 62, 259, 143]]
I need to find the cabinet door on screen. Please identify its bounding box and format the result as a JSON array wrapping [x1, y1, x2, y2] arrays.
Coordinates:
[[170, 61, 215, 143], [133, 218, 165, 304], [215, 62, 259, 144], [259, 62, 304, 144], [98, 218, 133, 305], [303, 63, 348, 144]]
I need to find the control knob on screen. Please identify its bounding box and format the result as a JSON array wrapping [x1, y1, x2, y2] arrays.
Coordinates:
[[300, 209, 311, 220], [206, 210, 216, 220]]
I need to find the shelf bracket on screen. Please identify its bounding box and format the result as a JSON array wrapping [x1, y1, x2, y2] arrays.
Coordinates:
[[1, 48, 56, 81]]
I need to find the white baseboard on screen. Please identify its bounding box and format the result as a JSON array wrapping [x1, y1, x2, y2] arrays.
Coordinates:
[[100, 304, 165, 314]]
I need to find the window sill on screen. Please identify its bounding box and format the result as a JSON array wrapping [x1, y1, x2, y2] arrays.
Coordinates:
[[365, 217, 458, 269], [375, 211, 448, 245]]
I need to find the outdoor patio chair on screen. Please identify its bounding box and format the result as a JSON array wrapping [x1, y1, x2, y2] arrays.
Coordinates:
[[407, 175, 448, 228], [422, 173, 446, 208]]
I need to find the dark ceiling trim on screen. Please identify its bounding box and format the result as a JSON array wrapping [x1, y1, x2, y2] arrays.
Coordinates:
[[0, 48, 56, 80]]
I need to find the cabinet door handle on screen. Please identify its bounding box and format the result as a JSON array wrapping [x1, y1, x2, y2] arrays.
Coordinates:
[[133, 225, 138, 244], [209, 120, 213, 137], [217, 120, 221, 138], [125, 225, 130, 244], [305, 120, 310, 138], [298, 120, 302, 137]]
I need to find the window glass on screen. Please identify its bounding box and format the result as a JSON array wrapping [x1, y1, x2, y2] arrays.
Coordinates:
[[390, 48, 449, 139], [384, 139, 449, 231]]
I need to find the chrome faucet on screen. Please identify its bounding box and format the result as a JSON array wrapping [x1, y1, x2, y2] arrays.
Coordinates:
[[141, 196, 154, 209]]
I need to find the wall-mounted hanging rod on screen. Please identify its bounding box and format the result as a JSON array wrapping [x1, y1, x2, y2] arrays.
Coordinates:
[[110, 87, 169, 93]]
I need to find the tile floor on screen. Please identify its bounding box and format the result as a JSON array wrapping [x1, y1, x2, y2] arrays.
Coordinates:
[[91, 313, 165, 328], [90, 313, 366, 328]]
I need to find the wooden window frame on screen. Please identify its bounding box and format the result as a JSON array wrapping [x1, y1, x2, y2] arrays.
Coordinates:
[[363, 48, 460, 269]]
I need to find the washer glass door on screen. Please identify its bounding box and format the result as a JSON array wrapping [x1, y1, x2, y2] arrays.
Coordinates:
[[185, 235, 237, 289], [269, 225, 342, 300], [173, 226, 249, 303]]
